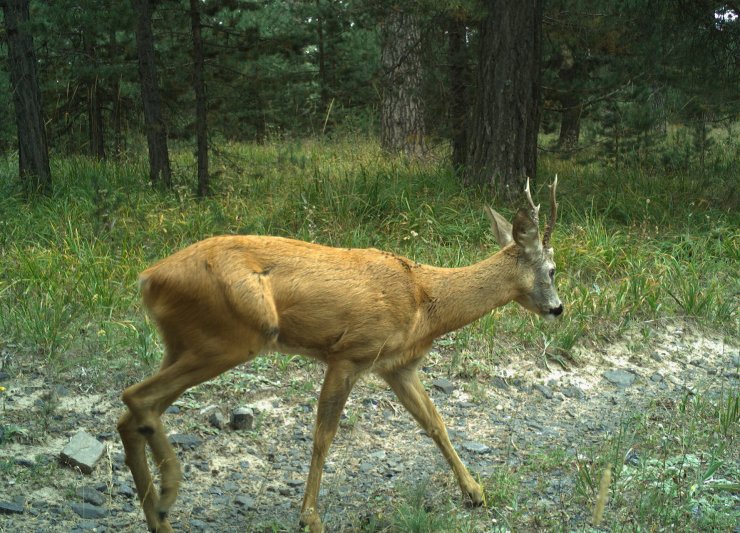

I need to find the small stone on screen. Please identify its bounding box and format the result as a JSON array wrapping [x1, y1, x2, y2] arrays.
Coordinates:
[[231, 407, 255, 430], [70, 502, 108, 519], [75, 486, 104, 506], [168, 434, 202, 449], [53, 384, 70, 397], [165, 405, 180, 414], [491, 376, 509, 389], [650, 372, 663, 382], [431, 378, 455, 395], [462, 441, 490, 454], [0, 371, 9, 382], [603, 370, 637, 388], [60, 431, 105, 474], [118, 484, 135, 498], [533, 384, 553, 399], [562, 386, 584, 399], [199, 404, 220, 416], [189, 519, 208, 531], [14, 456, 35, 468], [651, 352, 663, 362], [234, 495, 255, 510], [208, 410, 227, 429], [368, 450, 386, 461], [0, 500, 24, 514], [624, 448, 640, 466]]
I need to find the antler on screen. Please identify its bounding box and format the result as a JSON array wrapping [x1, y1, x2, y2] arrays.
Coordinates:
[[523, 177, 540, 224], [542, 174, 558, 248]]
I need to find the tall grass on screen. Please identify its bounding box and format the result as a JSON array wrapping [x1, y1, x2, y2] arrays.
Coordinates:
[[0, 137, 737, 377]]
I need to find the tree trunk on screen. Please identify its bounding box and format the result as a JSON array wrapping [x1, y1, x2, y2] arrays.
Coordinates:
[[190, 0, 209, 197], [380, 8, 425, 159], [84, 34, 105, 160], [110, 29, 124, 158], [557, 92, 581, 153], [555, 44, 580, 153], [315, 0, 329, 114], [448, 11, 468, 171], [1, 0, 52, 194], [87, 78, 105, 159], [132, 0, 171, 188], [467, 0, 542, 197]]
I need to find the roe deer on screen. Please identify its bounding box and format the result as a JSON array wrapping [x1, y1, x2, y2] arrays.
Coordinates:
[[118, 177, 562, 533]]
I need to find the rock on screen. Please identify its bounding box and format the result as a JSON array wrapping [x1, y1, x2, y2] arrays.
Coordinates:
[[74, 519, 101, 531], [231, 407, 255, 430], [0, 500, 24, 514], [168, 433, 202, 449], [491, 376, 509, 389], [53, 384, 70, 397], [199, 404, 220, 416], [462, 441, 490, 454], [534, 384, 554, 399], [650, 372, 664, 382], [368, 450, 386, 461], [165, 405, 180, 414], [651, 352, 663, 362], [75, 486, 105, 506], [14, 456, 36, 468], [70, 502, 108, 519], [431, 378, 455, 395], [624, 448, 640, 466], [208, 410, 227, 429], [0, 371, 9, 382], [603, 370, 637, 388], [189, 519, 208, 531], [60, 431, 105, 474], [562, 386, 584, 399], [234, 495, 255, 510], [118, 484, 135, 498]]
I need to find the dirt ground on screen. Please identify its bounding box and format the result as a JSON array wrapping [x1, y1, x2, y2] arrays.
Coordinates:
[[0, 321, 737, 532]]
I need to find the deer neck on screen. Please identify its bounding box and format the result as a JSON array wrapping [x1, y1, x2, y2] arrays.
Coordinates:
[[418, 247, 520, 338]]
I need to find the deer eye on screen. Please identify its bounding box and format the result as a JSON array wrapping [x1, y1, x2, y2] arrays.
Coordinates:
[[549, 268, 555, 280]]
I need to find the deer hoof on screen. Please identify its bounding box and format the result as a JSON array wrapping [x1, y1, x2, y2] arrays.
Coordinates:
[[462, 481, 484, 507]]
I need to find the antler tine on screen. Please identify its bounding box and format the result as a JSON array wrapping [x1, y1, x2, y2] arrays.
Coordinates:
[[542, 174, 558, 248], [523, 177, 540, 223]]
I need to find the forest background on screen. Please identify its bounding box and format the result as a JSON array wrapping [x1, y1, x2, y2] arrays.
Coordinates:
[[0, 1, 738, 532]]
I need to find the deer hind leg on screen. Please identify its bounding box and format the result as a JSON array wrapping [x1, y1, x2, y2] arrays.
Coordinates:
[[300, 360, 361, 533], [380, 367, 483, 506], [119, 335, 266, 532], [117, 410, 164, 532]]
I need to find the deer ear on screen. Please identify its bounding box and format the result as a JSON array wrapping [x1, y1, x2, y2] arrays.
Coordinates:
[[484, 206, 513, 247], [512, 208, 542, 256]]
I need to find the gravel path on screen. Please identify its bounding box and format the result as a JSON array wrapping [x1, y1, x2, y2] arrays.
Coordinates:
[[0, 322, 737, 532]]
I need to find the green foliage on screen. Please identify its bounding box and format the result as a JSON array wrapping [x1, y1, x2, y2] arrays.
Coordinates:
[[0, 137, 737, 378], [591, 389, 740, 531]]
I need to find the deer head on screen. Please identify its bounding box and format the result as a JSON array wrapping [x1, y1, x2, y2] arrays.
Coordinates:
[[484, 176, 562, 319]]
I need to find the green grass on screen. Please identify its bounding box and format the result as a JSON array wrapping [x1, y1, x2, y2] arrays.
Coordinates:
[[574, 389, 740, 532], [0, 136, 737, 376]]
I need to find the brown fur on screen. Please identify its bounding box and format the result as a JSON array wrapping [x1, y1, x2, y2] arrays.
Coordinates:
[[118, 201, 561, 533]]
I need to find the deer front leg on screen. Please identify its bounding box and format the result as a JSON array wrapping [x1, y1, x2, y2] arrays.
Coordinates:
[[381, 368, 484, 506], [300, 361, 360, 533]]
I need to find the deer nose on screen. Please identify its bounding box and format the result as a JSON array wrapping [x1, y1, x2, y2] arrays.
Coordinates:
[[550, 304, 563, 317]]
